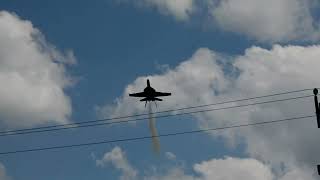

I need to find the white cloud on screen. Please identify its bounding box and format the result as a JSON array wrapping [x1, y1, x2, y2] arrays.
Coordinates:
[[165, 152, 176, 160], [118, 0, 320, 42], [148, 157, 275, 180], [119, 0, 195, 21], [193, 157, 274, 180], [96, 146, 138, 180], [97, 147, 315, 180], [0, 163, 11, 180], [145, 168, 196, 180], [97, 48, 229, 118], [0, 11, 75, 128], [211, 0, 320, 42], [100, 45, 320, 179], [279, 167, 315, 180]]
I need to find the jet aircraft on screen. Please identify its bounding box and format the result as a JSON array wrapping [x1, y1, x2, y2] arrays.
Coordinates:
[[129, 79, 171, 107]]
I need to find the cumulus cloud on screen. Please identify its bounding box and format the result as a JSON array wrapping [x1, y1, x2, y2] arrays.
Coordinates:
[[211, 0, 320, 42], [97, 48, 229, 118], [98, 149, 283, 180], [145, 168, 195, 180], [99, 45, 320, 179], [147, 157, 275, 180], [118, 0, 195, 21], [279, 167, 315, 180], [194, 157, 274, 180], [96, 146, 138, 180], [0, 11, 75, 128], [165, 152, 176, 160], [118, 0, 320, 42]]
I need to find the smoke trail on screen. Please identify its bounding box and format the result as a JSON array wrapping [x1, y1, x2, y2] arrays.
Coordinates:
[[148, 103, 160, 154]]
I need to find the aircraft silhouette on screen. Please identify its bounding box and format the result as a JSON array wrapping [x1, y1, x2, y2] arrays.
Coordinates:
[[129, 79, 171, 107]]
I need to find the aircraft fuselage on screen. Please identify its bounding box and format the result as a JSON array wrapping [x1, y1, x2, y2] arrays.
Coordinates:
[[141, 87, 161, 101]]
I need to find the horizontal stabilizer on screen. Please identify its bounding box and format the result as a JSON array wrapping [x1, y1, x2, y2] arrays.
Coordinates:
[[140, 97, 163, 101], [140, 97, 148, 101], [153, 97, 162, 101]]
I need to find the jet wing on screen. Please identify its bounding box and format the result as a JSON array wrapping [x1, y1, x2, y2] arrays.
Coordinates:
[[154, 91, 171, 97], [129, 92, 147, 97]]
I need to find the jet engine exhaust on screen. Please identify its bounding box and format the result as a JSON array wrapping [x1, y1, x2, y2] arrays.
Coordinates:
[[148, 103, 160, 154]]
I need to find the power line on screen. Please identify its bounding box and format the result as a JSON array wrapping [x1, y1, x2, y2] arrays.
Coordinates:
[[0, 115, 314, 155], [0, 95, 312, 137], [0, 89, 314, 135]]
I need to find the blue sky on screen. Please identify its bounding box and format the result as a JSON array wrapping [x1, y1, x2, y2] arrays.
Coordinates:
[[0, 0, 320, 180]]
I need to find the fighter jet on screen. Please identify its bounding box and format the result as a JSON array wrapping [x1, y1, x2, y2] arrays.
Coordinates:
[[129, 79, 171, 107]]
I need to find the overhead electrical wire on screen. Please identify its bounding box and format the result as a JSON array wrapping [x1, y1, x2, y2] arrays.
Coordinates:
[[0, 115, 314, 155], [0, 95, 313, 137], [1, 89, 313, 135], [0, 89, 314, 136]]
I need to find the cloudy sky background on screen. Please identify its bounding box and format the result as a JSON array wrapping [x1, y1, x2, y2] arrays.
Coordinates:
[[0, 0, 320, 179]]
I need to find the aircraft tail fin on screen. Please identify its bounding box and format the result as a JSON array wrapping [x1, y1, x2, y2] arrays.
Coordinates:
[[147, 79, 150, 87]]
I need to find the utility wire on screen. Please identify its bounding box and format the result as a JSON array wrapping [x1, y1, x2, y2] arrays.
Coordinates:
[[0, 115, 314, 155], [0, 89, 312, 135], [0, 95, 313, 137]]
